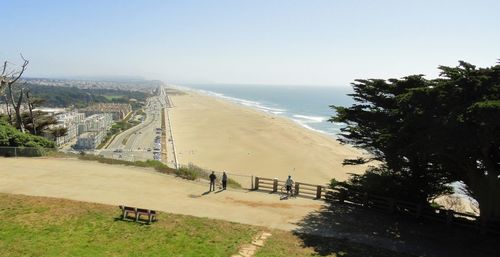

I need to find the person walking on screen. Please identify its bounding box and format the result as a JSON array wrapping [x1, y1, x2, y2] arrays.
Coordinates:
[[209, 171, 217, 191], [222, 172, 228, 190]]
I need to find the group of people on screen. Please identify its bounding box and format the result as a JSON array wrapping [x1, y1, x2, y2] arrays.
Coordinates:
[[208, 171, 228, 191], [208, 171, 296, 197]]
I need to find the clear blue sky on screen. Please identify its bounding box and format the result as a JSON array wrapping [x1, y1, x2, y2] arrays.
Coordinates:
[[1, 0, 499, 86]]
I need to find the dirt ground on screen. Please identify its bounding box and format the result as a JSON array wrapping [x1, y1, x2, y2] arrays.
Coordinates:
[[0, 157, 321, 231]]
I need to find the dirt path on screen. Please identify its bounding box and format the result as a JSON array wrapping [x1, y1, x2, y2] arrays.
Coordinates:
[[0, 157, 321, 230]]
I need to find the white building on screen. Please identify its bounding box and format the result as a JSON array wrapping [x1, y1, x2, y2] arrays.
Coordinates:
[[76, 131, 105, 149], [78, 113, 113, 134], [49, 111, 85, 147], [75, 113, 113, 149]]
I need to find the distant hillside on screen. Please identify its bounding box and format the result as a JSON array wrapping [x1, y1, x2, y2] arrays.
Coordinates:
[[21, 84, 151, 108]]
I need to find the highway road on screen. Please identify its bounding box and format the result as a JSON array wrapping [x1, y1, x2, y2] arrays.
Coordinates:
[[99, 87, 171, 162]]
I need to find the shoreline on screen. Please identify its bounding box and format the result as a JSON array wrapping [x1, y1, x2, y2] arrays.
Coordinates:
[[174, 85, 342, 138], [168, 88, 368, 185]]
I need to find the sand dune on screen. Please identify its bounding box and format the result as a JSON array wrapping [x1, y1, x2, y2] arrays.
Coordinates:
[[169, 91, 367, 185]]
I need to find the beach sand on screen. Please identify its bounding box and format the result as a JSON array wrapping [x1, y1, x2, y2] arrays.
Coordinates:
[[169, 90, 368, 185]]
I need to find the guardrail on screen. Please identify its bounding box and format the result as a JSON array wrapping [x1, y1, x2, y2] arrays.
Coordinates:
[[254, 177, 326, 199]]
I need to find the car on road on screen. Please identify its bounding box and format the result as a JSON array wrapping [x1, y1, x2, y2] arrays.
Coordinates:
[[113, 149, 123, 153], [147, 148, 152, 152]]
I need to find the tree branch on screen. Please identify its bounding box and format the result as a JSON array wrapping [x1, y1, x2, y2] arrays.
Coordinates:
[[8, 54, 29, 86]]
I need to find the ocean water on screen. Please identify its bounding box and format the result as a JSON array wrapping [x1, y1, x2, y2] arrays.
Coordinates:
[[179, 84, 354, 137]]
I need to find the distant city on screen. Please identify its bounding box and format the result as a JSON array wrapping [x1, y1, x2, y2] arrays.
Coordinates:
[[0, 77, 161, 152]]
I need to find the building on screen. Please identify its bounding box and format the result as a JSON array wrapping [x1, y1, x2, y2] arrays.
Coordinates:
[[75, 113, 113, 149], [76, 131, 105, 149], [81, 103, 132, 121], [47, 111, 85, 147], [78, 113, 113, 134]]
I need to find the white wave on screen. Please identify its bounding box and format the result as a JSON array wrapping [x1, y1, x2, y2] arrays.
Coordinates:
[[292, 114, 329, 123], [194, 89, 287, 115], [290, 119, 329, 134]]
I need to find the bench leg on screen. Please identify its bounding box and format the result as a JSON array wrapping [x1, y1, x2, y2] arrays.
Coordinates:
[[122, 210, 126, 220], [135, 212, 139, 222]]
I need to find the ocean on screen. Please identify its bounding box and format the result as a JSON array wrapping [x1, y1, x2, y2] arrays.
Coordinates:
[[178, 84, 354, 137]]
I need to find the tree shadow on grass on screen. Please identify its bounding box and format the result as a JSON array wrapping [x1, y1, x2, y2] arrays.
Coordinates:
[[293, 202, 500, 257]]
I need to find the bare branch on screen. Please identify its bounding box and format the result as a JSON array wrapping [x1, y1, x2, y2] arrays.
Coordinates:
[[8, 54, 29, 86], [1, 61, 7, 76]]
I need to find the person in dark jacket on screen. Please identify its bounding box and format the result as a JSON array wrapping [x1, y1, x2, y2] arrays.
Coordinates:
[[222, 172, 228, 190], [209, 171, 216, 191]]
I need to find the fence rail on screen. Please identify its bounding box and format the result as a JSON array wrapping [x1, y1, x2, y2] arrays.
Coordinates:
[[254, 177, 326, 199]]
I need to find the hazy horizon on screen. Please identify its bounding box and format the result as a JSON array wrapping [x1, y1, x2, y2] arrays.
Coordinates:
[[2, 0, 499, 86]]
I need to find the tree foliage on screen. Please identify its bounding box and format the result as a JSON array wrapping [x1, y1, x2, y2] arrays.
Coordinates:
[[19, 84, 150, 108], [0, 118, 55, 148], [331, 61, 500, 221]]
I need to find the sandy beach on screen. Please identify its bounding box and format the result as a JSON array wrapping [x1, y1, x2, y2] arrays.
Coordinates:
[[169, 90, 367, 185]]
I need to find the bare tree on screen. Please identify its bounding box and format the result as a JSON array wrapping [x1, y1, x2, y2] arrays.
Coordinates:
[[2, 95, 13, 124], [25, 89, 36, 134], [0, 55, 29, 132]]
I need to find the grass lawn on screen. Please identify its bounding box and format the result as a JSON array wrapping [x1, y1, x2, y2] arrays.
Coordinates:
[[0, 194, 257, 257], [0, 193, 407, 257]]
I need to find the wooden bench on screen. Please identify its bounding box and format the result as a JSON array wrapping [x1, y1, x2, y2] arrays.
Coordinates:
[[119, 205, 157, 224]]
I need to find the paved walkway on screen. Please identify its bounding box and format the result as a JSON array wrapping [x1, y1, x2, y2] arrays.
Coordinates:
[[0, 157, 322, 230]]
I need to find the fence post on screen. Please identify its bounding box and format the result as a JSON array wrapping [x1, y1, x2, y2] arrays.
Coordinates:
[[295, 183, 300, 196], [315, 186, 322, 199], [272, 179, 278, 192], [254, 177, 259, 190], [251, 175, 254, 190], [14, 147, 17, 157]]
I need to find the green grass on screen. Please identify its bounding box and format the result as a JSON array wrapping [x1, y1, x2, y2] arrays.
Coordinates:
[[0, 193, 412, 257], [0, 193, 257, 257]]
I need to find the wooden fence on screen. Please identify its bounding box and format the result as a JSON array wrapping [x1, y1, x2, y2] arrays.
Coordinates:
[[253, 176, 500, 235], [254, 177, 325, 199]]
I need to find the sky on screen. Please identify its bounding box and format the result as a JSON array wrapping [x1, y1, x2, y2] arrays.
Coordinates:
[[1, 0, 499, 86]]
